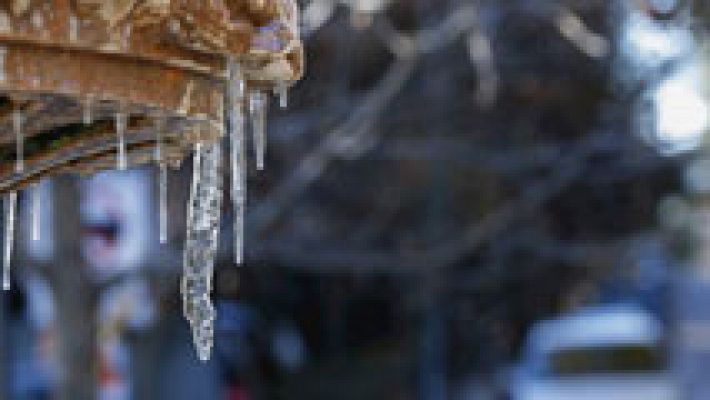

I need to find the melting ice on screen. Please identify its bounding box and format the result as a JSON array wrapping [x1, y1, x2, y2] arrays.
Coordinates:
[[182, 141, 223, 361], [249, 90, 268, 171], [228, 59, 247, 265], [115, 111, 128, 170], [2, 191, 15, 291], [155, 119, 168, 244]]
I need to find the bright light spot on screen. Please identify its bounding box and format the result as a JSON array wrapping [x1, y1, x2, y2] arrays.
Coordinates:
[[652, 66, 709, 154], [623, 12, 693, 66]]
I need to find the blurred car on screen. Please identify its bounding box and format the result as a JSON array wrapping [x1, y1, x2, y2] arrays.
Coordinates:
[[510, 304, 678, 400]]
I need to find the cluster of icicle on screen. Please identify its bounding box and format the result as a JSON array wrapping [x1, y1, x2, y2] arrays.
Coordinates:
[[180, 59, 284, 361], [0, 58, 288, 362]]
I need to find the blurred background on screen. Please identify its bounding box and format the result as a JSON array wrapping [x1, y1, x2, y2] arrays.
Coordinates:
[[6, 0, 710, 398]]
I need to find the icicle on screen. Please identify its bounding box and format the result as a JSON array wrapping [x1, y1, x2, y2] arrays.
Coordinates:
[[31, 183, 40, 242], [3, 191, 16, 291], [31, 10, 44, 34], [115, 111, 128, 170], [154, 118, 164, 163], [121, 23, 132, 51], [5, 109, 22, 289], [69, 14, 79, 43], [249, 90, 268, 171], [13, 109, 23, 174], [182, 141, 222, 361], [82, 97, 93, 125], [276, 81, 289, 109], [228, 59, 247, 265], [154, 118, 168, 244], [0, 46, 7, 83], [159, 164, 168, 244]]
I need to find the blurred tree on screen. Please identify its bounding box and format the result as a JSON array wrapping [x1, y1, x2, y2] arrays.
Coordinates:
[[243, 0, 681, 396]]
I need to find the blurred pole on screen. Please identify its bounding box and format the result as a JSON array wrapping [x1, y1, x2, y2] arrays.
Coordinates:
[[49, 176, 98, 400]]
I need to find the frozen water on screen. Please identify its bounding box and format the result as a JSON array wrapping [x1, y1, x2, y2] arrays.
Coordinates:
[[69, 14, 79, 43], [182, 141, 223, 361], [122, 23, 132, 51], [4, 109, 23, 288], [249, 90, 268, 171], [83, 98, 93, 125], [115, 112, 128, 170], [3, 191, 16, 291], [13, 110, 23, 173], [154, 118, 164, 163], [155, 118, 168, 244], [31, 183, 40, 242], [0, 46, 6, 83], [159, 164, 168, 244], [276, 82, 289, 109], [228, 59, 247, 265]]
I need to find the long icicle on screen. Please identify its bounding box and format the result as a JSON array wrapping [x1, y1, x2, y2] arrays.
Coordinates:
[[182, 140, 223, 361], [83, 97, 93, 125], [31, 183, 40, 242], [276, 81, 289, 109], [4, 109, 23, 290], [14, 109, 23, 174], [0, 46, 7, 83], [17, 109, 39, 242], [249, 90, 268, 171], [228, 58, 247, 265], [116, 110, 128, 170], [69, 13, 79, 43], [159, 164, 168, 244], [155, 118, 168, 244], [3, 191, 16, 291]]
